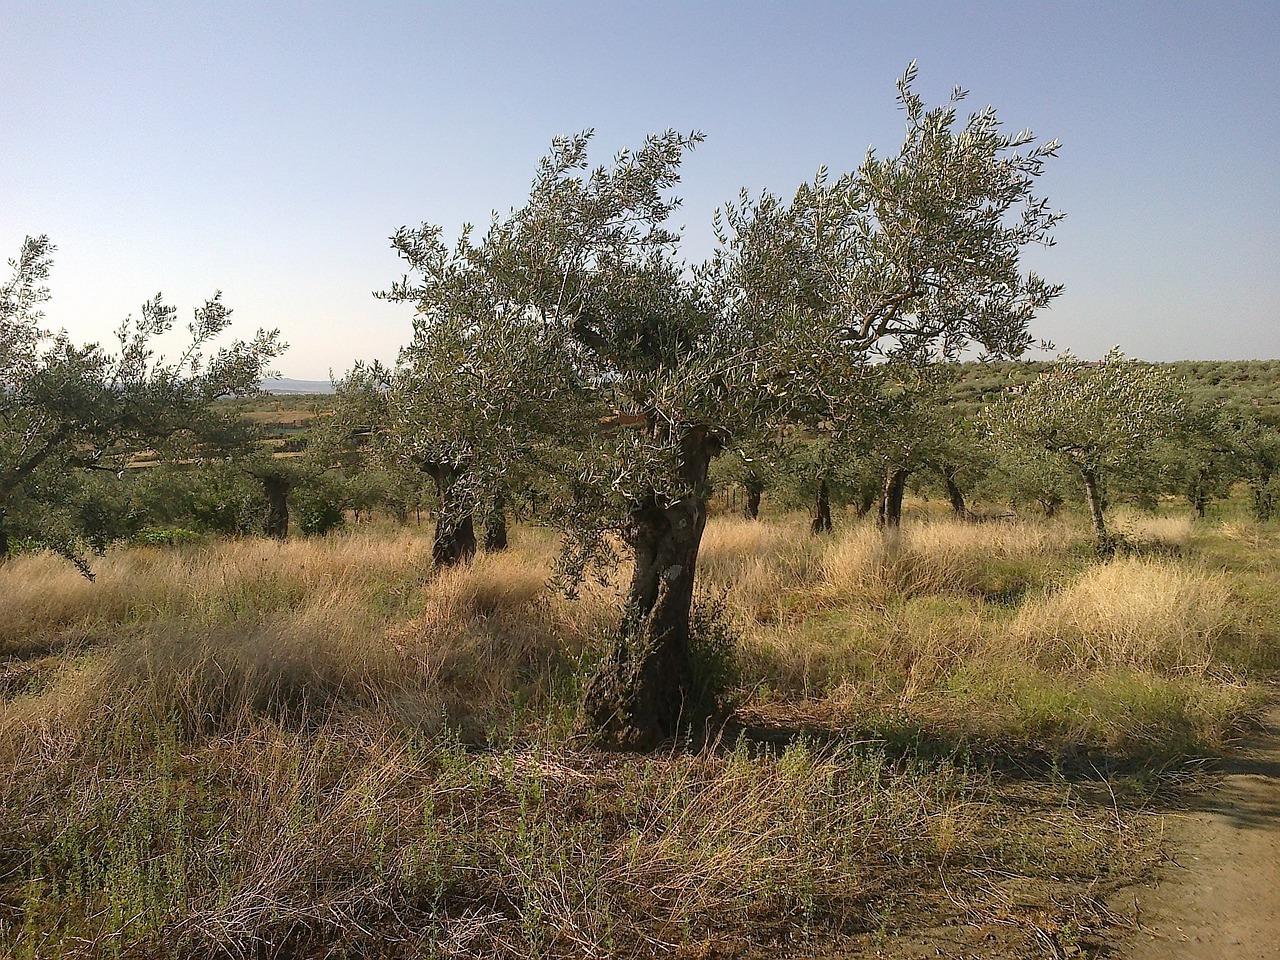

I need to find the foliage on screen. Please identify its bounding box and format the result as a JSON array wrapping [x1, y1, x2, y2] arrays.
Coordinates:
[[0, 236, 283, 570], [357, 65, 1064, 743], [984, 349, 1188, 550], [292, 471, 349, 536]]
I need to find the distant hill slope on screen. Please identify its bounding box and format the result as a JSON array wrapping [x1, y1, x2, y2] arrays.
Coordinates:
[[950, 359, 1280, 426], [259, 377, 335, 395]]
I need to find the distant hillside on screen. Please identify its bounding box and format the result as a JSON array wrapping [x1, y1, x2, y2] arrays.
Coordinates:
[[950, 358, 1280, 426], [259, 377, 335, 395]]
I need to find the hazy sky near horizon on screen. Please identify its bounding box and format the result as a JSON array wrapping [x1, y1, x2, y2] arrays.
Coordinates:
[[3, 0, 1278, 379]]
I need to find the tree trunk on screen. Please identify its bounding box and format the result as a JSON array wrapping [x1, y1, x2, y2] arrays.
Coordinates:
[[424, 463, 476, 567], [742, 476, 764, 520], [484, 487, 508, 552], [0, 506, 8, 561], [879, 468, 907, 529], [1252, 469, 1274, 521], [811, 476, 833, 534], [1080, 465, 1113, 558], [582, 427, 720, 748], [1189, 468, 1209, 520], [942, 466, 967, 519], [262, 475, 291, 540]]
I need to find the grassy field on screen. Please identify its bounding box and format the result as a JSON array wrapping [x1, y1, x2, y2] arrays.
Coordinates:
[[0, 505, 1276, 958]]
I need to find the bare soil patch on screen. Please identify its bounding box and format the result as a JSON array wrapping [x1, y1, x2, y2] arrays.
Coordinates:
[[1115, 700, 1280, 959]]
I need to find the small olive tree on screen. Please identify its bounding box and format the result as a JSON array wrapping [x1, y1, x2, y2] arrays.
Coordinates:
[[985, 349, 1188, 555], [333, 227, 587, 567]]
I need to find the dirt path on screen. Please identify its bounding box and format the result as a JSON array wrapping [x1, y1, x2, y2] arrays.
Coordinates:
[[1117, 703, 1280, 959]]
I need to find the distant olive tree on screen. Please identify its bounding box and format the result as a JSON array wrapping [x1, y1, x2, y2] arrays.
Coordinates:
[[333, 234, 585, 567], [985, 349, 1188, 556]]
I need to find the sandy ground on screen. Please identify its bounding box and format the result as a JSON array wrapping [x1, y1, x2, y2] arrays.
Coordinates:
[[1116, 703, 1280, 960]]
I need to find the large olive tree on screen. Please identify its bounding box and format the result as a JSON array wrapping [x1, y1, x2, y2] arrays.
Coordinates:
[[388, 66, 1063, 745]]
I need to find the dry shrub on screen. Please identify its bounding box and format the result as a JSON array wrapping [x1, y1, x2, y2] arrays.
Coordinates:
[[1008, 558, 1235, 674]]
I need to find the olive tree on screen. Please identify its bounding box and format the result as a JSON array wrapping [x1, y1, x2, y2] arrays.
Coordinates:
[[0, 236, 283, 571], [389, 66, 1062, 745], [984, 349, 1188, 555], [332, 226, 587, 567]]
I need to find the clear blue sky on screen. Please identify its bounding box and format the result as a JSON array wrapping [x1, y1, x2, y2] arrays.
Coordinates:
[[3, 0, 1278, 378]]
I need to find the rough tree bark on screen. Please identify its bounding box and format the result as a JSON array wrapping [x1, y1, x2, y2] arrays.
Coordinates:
[[1252, 470, 1274, 521], [261, 474, 291, 540], [1079, 465, 1113, 558], [484, 487, 509, 552], [582, 426, 720, 748], [852, 487, 877, 518], [811, 476, 833, 533], [742, 475, 764, 520], [1189, 468, 1209, 520], [879, 468, 908, 529], [423, 462, 476, 567]]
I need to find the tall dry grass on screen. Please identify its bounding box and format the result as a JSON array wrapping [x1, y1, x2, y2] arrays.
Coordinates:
[[1113, 510, 1196, 552], [0, 513, 1267, 956], [1007, 557, 1235, 674], [0, 529, 617, 752], [697, 515, 823, 623], [818, 518, 1068, 603], [0, 530, 437, 654]]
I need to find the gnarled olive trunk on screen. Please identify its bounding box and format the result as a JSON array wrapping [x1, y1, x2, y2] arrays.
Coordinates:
[[261, 474, 292, 540], [423, 463, 476, 567], [742, 475, 764, 520], [1080, 465, 1113, 558], [484, 487, 508, 552], [582, 427, 719, 748], [879, 468, 908, 529], [942, 466, 967, 519], [1188, 467, 1210, 520], [811, 476, 832, 533]]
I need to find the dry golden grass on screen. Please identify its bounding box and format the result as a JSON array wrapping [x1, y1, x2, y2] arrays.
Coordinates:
[[1113, 509, 1196, 551], [818, 518, 1067, 603], [0, 530, 437, 654], [1, 512, 1272, 958], [698, 515, 823, 623], [1008, 558, 1235, 674], [0, 531, 608, 749]]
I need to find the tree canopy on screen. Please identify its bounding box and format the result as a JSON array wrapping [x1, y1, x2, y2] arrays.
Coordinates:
[[984, 348, 1187, 554], [0, 235, 284, 571]]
